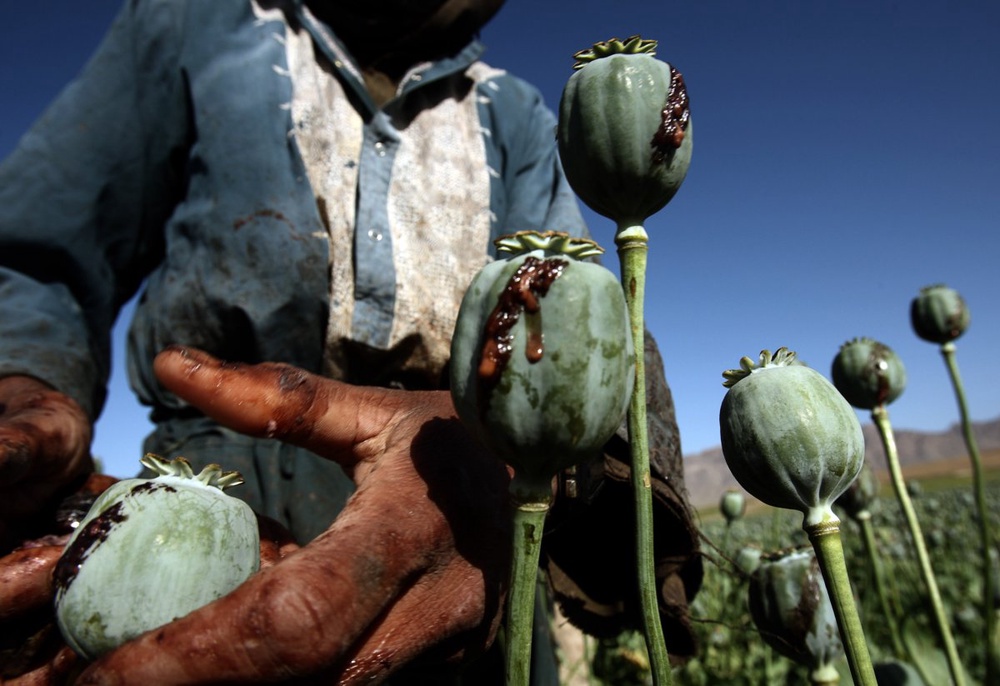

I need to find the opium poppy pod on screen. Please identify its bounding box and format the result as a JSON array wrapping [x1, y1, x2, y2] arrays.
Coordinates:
[[749, 548, 844, 683], [831, 337, 907, 410], [449, 231, 634, 479], [558, 36, 692, 225], [720, 489, 747, 524], [910, 284, 971, 344], [54, 455, 259, 660], [719, 348, 865, 528]]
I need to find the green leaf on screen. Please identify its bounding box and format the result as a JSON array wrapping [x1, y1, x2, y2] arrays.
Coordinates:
[[901, 615, 975, 686]]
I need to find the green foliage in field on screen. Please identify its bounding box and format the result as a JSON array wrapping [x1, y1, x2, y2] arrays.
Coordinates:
[[683, 480, 999, 685], [573, 479, 1000, 685]]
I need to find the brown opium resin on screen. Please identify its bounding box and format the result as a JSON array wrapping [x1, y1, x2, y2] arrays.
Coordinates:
[[651, 65, 690, 161], [52, 502, 129, 594], [477, 256, 568, 392]]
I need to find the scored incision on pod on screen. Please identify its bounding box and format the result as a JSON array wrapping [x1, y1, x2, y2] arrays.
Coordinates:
[[651, 65, 690, 158], [477, 255, 568, 395]]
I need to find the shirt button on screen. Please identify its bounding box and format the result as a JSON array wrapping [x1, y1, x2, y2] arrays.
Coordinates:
[[374, 141, 386, 157], [367, 229, 383, 242]]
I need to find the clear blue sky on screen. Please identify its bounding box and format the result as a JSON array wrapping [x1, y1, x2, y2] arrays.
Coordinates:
[[2, 1, 998, 479]]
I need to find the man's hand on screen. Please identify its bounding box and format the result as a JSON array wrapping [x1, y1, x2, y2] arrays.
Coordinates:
[[0, 471, 114, 685], [0, 376, 93, 551], [75, 346, 511, 685]]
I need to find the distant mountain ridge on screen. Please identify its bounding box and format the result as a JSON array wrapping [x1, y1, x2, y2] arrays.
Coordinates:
[[682, 416, 1000, 508]]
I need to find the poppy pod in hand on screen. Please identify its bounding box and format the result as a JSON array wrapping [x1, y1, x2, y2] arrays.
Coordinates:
[[53, 455, 259, 660]]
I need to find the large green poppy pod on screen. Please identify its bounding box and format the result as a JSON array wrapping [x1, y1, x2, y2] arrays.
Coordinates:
[[719, 348, 865, 529], [831, 337, 907, 410], [910, 284, 970, 344], [54, 455, 259, 660], [749, 548, 844, 684], [450, 231, 634, 480], [557, 36, 692, 225]]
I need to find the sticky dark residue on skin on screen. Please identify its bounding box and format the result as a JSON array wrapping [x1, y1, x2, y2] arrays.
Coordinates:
[[52, 502, 128, 594], [476, 256, 567, 415], [277, 367, 310, 393], [651, 65, 690, 163]]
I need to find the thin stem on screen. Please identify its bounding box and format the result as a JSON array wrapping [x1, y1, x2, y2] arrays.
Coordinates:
[[858, 514, 906, 658], [872, 406, 966, 686], [721, 522, 733, 554], [806, 520, 877, 686], [615, 222, 673, 685], [941, 343, 999, 684], [505, 474, 552, 686]]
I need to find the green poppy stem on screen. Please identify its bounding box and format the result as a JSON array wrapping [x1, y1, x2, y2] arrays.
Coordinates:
[[872, 406, 966, 686], [615, 222, 673, 685], [857, 513, 906, 659], [940, 342, 999, 684], [504, 473, 552, 686], [806, 520, 877, 686], [721, 521, 734, 554]]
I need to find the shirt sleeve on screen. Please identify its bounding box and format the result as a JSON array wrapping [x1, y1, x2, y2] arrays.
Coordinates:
[[0, 0, 188, 418], [479, 72, 588, 242]]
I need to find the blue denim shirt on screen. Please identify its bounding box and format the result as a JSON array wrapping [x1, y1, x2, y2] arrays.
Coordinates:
[[0, 0, 585, 423]]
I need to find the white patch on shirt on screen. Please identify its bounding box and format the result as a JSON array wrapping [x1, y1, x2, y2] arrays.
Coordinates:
[[385, 63, 502, 376], [282, 17, 361, 373], [270, 3, 507, 382]]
